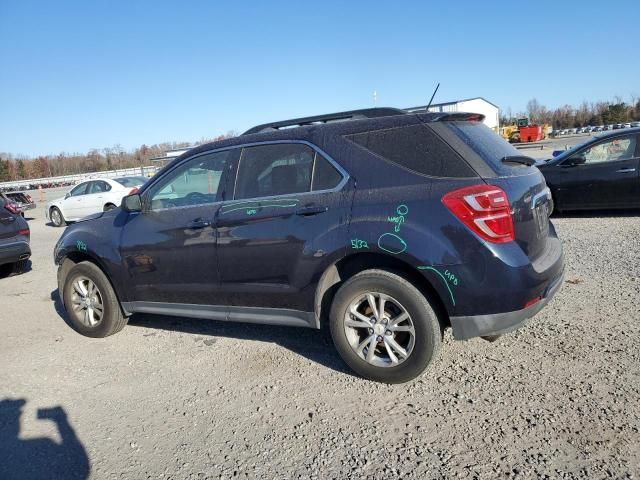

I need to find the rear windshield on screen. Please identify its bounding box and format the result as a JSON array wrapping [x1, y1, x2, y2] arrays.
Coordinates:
[[442, 121, 526, 174], [114, 176, 147, 187]]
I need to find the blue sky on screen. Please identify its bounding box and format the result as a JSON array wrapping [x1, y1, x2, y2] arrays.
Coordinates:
[[1, 0, 638, 156]]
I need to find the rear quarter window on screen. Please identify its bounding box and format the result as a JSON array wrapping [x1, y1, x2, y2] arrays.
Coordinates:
[[344, 123, 477, 178], [441, 121, 527, 176]]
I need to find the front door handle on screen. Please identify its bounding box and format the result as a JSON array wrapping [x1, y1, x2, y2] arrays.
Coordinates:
[[295, 205, 328, 216], [616, 168, 636, 173], [187, 219, 211, 229]]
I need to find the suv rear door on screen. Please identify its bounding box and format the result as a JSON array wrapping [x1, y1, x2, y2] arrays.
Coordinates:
[[216, 142, 352, 313]]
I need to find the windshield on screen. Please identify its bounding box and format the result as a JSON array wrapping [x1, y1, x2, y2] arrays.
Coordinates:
[[114, 176, 147, 187]]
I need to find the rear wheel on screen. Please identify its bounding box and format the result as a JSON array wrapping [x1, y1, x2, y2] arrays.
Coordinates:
[[103, 203, 117, 211], [329, 269, 442, 383], [12, 259, 29, 274], [62, 261, 128, 337], [50, 207, 66, 227]]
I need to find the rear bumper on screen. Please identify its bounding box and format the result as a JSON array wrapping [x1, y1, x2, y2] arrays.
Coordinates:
[[0, 240, 31, 266], [450, 267, 565, 340]]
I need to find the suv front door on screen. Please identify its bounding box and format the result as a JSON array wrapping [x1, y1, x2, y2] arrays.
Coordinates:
[[63, 182, 91, 219], [216, 142, 352, 314], [119, 149, 239, 306]]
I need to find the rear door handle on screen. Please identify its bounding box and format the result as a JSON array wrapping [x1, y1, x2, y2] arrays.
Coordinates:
[[295, 205, 328, 216], [616, 168, 636, 173], [187, 219, 211, 229]]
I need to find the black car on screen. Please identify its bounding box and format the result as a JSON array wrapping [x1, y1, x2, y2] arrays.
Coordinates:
[[54, 108, 564, 383], [0, 196, 31, 275], [538, 128, 640, 212]]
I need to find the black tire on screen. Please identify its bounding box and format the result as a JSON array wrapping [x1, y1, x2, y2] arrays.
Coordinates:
[[329, 269, 442, 384], [12, 259, 29, 274], [62, 261, 128, 338], [103, 203, 116, 211], [50, 207, 66, 227]]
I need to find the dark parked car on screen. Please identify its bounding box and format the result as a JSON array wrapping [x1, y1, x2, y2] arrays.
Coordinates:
[[538, 128, 640, 212], [0, 196, 31, 275], [4, 191, 36, 216], [54, 108, 564, 383]]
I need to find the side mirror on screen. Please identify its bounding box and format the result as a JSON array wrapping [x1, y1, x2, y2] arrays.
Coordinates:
[[552, 150, 564, 157], [122, 193, 142, 212]]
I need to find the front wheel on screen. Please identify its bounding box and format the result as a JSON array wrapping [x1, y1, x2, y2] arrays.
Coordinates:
[[329, 269, 442, 383], [50, 207, 66, 227], [62, 261, 128, 337]]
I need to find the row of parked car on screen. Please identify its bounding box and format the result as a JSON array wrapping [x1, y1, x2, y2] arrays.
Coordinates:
[[0, 180, 76, 194], [0, 176, 147, 277], [555, 122, 640, 136]]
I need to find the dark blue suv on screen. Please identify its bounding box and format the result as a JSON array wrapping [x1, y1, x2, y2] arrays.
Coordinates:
[[54, 108, 564, 383]]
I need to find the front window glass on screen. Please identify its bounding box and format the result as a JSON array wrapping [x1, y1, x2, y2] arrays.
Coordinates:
[[149, 150, 235, 210], [582, 136, 637, 164], [70, 183, 89, 196]]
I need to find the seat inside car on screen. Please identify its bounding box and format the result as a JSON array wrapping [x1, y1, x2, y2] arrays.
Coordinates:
[[271, 164, 302, 196]]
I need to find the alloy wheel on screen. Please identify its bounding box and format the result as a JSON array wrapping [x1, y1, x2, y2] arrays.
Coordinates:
[[343, 292, 415, 367], [51, 209, 61, 226], [69, 276, 104, 327]]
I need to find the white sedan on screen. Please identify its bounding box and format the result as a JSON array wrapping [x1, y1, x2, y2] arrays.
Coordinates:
[[46, 176, 147, 227]]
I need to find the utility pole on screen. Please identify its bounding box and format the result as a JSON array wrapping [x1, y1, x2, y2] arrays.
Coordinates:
[[373, 90, 377, 107]]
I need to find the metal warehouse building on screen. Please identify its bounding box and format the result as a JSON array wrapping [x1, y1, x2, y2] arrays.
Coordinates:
[[406, 97, 500, 130]]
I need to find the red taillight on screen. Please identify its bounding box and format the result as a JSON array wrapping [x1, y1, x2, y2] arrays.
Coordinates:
[[442, 184, 515, 243], [129, 187, 138, 195], [19, 228, 29, 236], [4, 202, 20, 215]]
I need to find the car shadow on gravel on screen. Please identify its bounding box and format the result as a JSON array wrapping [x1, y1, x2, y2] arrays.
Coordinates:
[[50, 289, 354, 377], [552, 209, 640, 218], [128, 312, 356, 377], [0, 260, 32, 279]]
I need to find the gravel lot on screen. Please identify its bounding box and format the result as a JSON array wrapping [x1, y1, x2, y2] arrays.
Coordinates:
[[1, 201, 639, 479]]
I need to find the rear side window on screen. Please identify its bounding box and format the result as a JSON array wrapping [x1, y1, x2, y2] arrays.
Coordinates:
[[442, 121, 521, 170], [312, 152, 342, 191], [345, 124, 476, 178], [235, 144, 314, 199], [114, 176, 147, 187], [89, 181, 111, 193]]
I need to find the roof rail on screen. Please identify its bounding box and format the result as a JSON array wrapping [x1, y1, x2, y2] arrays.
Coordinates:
[[242, 108, 406, 135]]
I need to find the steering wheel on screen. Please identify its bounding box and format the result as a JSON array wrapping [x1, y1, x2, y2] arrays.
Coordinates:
[[184, 192, 210, 205]]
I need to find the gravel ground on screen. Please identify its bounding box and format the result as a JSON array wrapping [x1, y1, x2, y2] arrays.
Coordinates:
[[1, 207, 639, 479]]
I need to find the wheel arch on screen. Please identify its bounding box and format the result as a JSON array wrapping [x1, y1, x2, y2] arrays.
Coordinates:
[[58, 251, 129, 316], [314, 252, 450, 330]]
